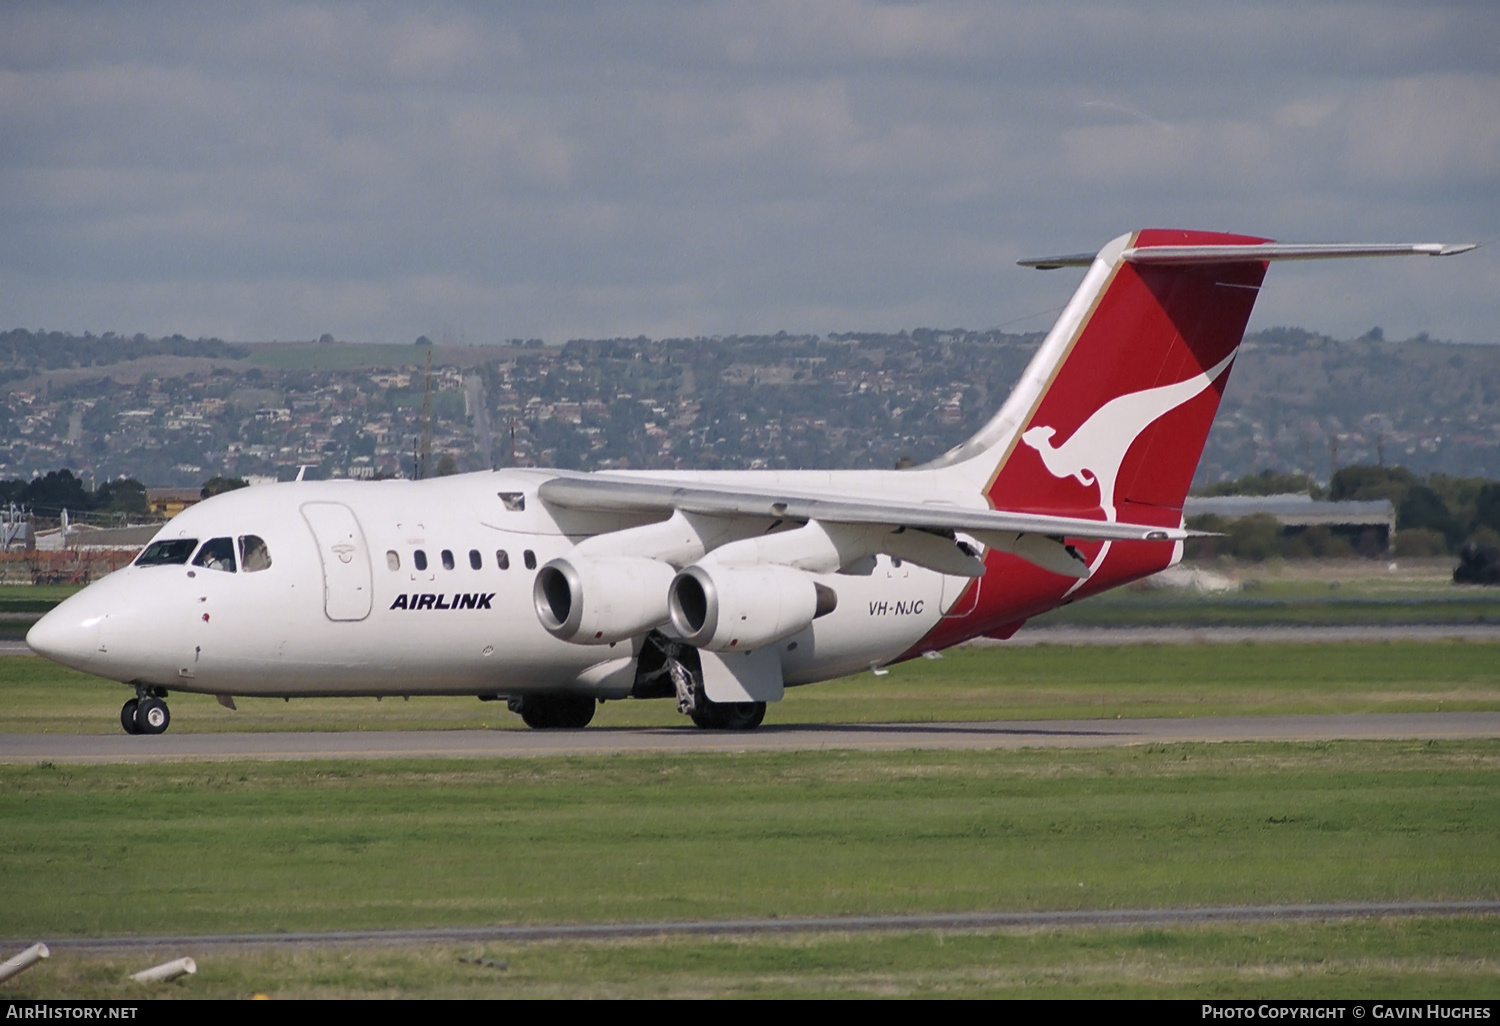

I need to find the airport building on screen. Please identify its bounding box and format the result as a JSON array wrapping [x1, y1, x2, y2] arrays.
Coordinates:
[[1183, 493, 1397, 555]]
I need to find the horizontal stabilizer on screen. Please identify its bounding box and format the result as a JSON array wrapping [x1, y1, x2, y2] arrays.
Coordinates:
[[1022, 240, 1476, 270], [1122, 242, 1476, 264]]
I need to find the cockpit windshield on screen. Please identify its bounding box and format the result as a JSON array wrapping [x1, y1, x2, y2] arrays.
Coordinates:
[[135, 535, 272, 572], [136, 539, 198, 567], [192, 537, 237, 573], [239, 535, 272, 572]]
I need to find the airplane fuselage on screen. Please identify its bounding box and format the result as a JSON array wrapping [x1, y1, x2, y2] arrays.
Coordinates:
[[34, 469, 961, 700]]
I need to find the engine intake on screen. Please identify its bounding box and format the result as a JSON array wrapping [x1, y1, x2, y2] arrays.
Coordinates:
[[533, 557, 676, 644], [668, 563, 836, 652]]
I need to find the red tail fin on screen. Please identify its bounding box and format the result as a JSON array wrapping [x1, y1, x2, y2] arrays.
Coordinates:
[[910, 228, 1471, 652], [989, 228, 1269, 526]]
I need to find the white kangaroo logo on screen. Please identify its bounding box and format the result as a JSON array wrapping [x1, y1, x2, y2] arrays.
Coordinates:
[[1021, 350, 1236, 522]]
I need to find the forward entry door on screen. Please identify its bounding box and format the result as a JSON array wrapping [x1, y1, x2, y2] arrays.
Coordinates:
[[300, 501, 373, 621]]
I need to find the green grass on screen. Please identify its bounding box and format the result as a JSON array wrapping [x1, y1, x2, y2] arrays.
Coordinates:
[[3, 641, 1497, 734], [784, 641, 1500, 723], [0, 585, 83, 615], [3, 742, 1497, 942], [1031, 565, 1500, 627], [13, 917, 1500, 998], [1032, 590, 1500, 627]]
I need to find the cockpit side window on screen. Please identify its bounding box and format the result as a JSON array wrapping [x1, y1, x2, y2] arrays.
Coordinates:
[[136, 539, 198, 567], [192, 537, 237, 573], [240, 535, 272, 573]]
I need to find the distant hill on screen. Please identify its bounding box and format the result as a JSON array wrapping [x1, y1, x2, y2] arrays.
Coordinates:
[[1203, 327, 1500, 484], [0, 326, 1493, 487]]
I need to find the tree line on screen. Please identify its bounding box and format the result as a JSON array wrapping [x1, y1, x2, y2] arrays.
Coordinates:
[[0, 470, 251, 522], [1187, 466, 1500, 561]]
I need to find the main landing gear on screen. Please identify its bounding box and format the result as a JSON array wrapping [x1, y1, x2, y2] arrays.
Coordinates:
[[120, 687, 171, 736], [689, 699, 766, 731], [508, 694, 597, 730], [503, 634, 768, 733], [667, 653, 766, 731]]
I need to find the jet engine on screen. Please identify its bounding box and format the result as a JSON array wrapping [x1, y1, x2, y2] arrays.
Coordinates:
[[667, 563, 837, 652], [533, 557, 677, 644]]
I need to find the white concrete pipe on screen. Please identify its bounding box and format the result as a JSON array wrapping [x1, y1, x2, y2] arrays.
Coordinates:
[[130, 957, 197, 983], [0, 943, 49, 983]]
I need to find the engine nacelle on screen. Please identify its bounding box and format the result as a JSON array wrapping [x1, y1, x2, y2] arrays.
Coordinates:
[[533, 556, 677, 644], [668, 563, 836, 652]]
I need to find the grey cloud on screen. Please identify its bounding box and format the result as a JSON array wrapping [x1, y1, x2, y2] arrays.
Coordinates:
[[0, 0, 1496, 346]]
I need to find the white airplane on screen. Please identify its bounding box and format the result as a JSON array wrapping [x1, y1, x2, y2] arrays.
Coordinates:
[[26, 230, 1474, 735]]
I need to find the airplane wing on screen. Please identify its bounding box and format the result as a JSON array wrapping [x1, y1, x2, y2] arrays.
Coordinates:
[[537, 474, 1184, 543]]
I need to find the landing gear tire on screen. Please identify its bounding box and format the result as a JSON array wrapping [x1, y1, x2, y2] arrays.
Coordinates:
[[120, 698, 142, 735], [135, 696, 171, 735], [690, 699, 766, 731], [689, 703, 723, 729], [519, 702, 554, 729], [516, 694, 596, 730], [718, 701, 766, 731]]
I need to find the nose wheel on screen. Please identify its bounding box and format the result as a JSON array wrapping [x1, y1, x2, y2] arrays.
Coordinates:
[[120, 691, 171, 735]]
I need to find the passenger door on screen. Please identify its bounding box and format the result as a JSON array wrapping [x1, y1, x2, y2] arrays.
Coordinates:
[[300, 502, 373, 622]]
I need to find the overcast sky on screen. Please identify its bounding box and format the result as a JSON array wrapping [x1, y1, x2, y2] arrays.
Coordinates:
[[2, 1, 1497, 347]]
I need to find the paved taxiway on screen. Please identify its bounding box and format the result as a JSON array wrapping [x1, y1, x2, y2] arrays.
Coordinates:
[[4, 712, 1497, 764], [37, 901, 1500, 953]]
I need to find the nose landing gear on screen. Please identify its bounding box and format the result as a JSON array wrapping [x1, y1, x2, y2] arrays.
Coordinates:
[[120, 687, 171, 735]]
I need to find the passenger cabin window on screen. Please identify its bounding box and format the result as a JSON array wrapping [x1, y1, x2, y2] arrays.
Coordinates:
[[239, 535, 272, 573], [496, 550, 510, 570], [414, 550, 428, 571], [136, 539, 197, 566], [441, 549, 455, 571], [523, 550, 536, 570], [386, 550, 400, 571], [192, 537, 237, 573], [469, 549, 482, 570]]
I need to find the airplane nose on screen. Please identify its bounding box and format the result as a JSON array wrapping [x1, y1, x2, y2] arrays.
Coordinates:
[[26, 604, 103, 671]]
